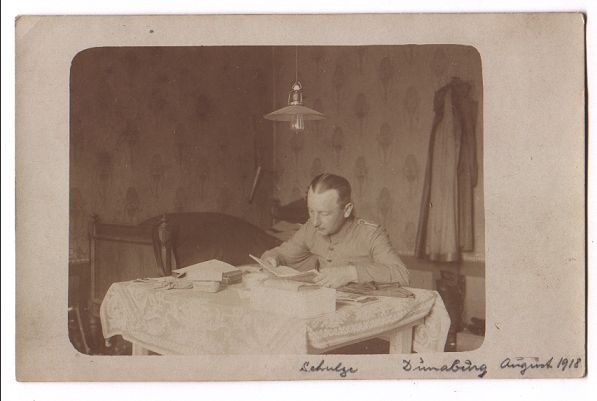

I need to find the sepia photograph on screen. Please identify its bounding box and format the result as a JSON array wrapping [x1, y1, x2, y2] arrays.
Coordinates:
[[13, 12, 585, 384], [68, 45, 484, 357]]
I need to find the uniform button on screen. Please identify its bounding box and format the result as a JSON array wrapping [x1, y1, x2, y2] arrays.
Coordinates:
[[326, 259, 332, 263]]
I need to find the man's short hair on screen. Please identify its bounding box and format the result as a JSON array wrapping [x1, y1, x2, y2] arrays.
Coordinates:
[[308, 173, 352, 207]]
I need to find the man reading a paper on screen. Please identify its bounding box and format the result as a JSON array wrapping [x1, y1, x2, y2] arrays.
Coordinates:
[[261, 173, 409, 288]]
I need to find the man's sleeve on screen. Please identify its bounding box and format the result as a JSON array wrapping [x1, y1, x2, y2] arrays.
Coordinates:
[[260, 223, 315, 269], [352, 228, 410, 286]]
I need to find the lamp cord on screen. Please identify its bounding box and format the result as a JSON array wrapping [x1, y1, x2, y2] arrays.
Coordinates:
[[295, 46, 298, 83]]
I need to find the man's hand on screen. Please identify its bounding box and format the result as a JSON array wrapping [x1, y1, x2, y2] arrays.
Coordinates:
[[262, 256, 279, 269], [314, 265, 358, 289]]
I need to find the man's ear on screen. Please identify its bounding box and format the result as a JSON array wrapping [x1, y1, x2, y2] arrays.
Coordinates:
[[343, 202, 353, 218]]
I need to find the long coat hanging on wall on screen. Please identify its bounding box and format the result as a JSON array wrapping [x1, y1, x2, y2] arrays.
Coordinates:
[[415, 77, 478, 262]]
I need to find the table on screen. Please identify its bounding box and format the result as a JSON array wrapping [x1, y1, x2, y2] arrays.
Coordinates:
[[100, 280, 450, 355]]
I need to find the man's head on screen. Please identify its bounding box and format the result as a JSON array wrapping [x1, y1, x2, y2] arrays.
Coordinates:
[[307, 173, 353, 236]]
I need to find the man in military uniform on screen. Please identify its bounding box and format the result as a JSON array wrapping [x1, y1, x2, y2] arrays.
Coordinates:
[[261, 173, 409, 288]]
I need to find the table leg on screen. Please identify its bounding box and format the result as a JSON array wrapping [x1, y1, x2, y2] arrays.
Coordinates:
[[388, 325, 414, 354], [132, 342, 150, 355]]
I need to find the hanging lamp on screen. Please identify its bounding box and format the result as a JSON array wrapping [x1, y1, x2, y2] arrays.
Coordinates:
[[264, 47, 325, 132]]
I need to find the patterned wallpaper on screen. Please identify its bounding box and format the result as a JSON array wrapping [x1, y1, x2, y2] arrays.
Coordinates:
[[70, 47, 274, 260], [272, 45, 484, 260], [69, 45, 484, 262]]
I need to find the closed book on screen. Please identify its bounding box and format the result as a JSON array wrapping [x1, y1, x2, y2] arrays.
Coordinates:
[[192, 281, 222, 293], [221, 270, 243, 285]]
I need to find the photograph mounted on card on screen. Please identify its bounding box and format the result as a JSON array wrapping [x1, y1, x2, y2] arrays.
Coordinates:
[[15, 13, 585, 381]]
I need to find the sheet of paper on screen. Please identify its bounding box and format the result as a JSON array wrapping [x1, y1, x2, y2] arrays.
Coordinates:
[[249, 254, 318, 281]]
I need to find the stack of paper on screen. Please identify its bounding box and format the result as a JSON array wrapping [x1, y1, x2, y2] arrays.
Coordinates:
[[336, 292, 379, 306], [171, 259, 242, 289], [261, 278, 320, 292], [241, 257, 336, 317]]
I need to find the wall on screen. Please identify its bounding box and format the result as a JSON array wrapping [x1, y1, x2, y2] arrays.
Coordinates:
[[69, 45, 484, 262], [272, 45, 484, 260], [69, 47, 274, 260]]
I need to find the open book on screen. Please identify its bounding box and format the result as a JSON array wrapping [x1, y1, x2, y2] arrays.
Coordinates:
[[249, 254, 318, 283]]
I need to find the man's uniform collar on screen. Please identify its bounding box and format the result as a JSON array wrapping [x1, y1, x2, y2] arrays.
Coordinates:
[[326, 216, 356, 244]]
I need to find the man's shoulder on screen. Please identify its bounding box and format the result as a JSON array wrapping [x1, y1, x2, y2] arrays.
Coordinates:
[[355, 218, 380, 227], [353, 218, 383, 235]]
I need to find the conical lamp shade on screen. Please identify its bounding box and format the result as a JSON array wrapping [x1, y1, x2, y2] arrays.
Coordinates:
[[264, 105, 325, 121]]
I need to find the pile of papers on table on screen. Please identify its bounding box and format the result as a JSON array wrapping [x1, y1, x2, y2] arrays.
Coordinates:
[[170, 259, 242, 292]]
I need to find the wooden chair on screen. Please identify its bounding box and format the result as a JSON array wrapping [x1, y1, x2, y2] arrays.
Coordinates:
[[87, 214, 174, 349]]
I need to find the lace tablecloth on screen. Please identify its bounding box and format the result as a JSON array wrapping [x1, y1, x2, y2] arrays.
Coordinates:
[[100, 280, 450, 354]]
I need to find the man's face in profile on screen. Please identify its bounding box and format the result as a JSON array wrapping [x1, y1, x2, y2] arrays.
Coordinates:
[[307, 188, 352, 236]]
